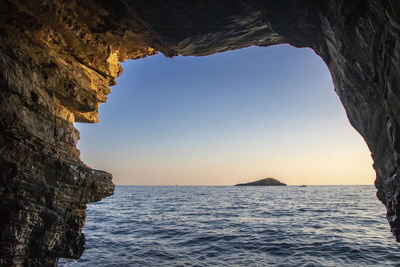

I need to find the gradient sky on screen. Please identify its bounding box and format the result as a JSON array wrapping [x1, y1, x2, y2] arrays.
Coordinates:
[[75, 45, 375, 185]]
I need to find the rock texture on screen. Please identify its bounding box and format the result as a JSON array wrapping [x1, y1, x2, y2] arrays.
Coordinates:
[[236, 178, 286, 186], [0, 0, 400, 265]]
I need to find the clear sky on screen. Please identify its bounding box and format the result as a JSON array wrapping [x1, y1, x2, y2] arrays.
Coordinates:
[[75, 45, 375, 186]]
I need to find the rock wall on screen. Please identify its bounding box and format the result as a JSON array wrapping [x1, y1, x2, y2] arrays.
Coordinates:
[[0, 0, 399, 265]]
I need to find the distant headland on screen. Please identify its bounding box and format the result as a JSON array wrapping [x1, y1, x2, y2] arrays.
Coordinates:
[[235, 177, 287, 186]]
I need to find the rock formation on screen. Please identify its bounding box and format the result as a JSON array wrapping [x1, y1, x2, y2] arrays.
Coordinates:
[[0, 0, 400, 265], [236, 178, 286, 186]]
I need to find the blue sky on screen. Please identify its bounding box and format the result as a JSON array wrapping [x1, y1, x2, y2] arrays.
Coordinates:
[[75, 45, 374, 185]]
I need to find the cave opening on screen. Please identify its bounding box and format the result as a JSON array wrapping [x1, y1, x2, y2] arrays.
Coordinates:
[[75, 44, 374, 186], [61, 44, 385, 267], [3, 1, 400, 265]]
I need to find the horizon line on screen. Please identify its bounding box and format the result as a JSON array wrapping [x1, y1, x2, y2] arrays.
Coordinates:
[[114, 184, 374, 186]]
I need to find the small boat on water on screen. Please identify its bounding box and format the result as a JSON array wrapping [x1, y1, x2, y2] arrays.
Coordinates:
[[300, 185, 307, 187]]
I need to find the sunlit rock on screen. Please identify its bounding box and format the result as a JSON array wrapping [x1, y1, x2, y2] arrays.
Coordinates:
[[0, 0, 400, 265]]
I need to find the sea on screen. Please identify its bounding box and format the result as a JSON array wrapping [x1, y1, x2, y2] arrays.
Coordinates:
[[59, 185, 400, 266]]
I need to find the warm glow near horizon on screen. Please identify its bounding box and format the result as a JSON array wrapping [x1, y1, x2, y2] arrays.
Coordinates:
[[76, 45, 375, 186]]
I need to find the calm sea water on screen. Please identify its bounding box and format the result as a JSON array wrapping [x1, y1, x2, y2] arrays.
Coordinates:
[[59, 185, 400, 266]]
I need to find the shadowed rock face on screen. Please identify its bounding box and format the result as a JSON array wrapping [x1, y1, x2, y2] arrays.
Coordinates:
[[0, 0, 399, 265]]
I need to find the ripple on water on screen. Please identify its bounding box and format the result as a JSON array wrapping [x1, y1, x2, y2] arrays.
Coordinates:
[[60, 185, 400, 266]]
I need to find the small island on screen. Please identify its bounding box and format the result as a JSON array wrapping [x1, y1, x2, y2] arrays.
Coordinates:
[[235, 177, 287, 186]]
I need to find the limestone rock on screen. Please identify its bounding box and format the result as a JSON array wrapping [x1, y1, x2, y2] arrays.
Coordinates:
[[0, 0, 400, 265]]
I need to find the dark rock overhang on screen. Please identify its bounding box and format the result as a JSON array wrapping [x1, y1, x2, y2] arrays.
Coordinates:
[[1, 0, 400, 265]]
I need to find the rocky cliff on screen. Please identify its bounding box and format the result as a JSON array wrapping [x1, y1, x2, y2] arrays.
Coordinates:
[[1, 0, 400, 265]]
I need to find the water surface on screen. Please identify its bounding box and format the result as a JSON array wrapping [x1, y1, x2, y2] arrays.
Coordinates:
[[60, 185, 400, 266]]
